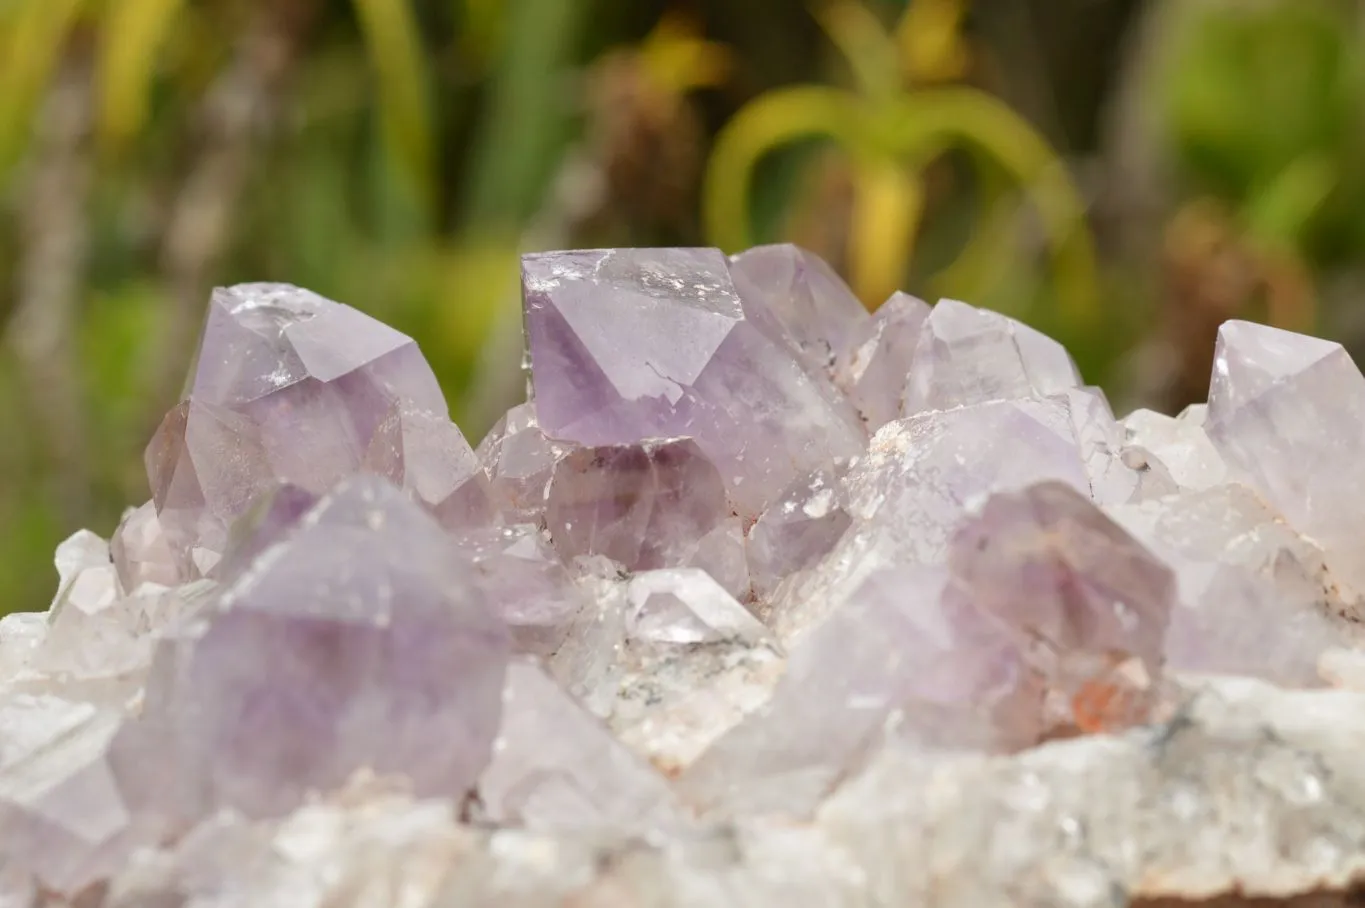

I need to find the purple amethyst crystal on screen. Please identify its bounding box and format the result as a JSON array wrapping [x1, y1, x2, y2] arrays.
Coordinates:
[[145, 284, 451, 577], [832, 290, 929, 429], [109, 501, 178, 593], [544, 437, 727, 571], [728, 243, 869, 369], [17, 242, 1365, 899], [363, 401, 497, 530], [903, 298, 1082, 414], [145, 398, 277, 579], [522, 248, 864, 514], [112, 476, 510, 824], [475, 401, 571, 524], [947, 481, 1175, 732]]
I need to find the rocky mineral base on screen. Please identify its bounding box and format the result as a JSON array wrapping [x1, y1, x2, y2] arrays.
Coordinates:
[[4, 245, 1365, 907]]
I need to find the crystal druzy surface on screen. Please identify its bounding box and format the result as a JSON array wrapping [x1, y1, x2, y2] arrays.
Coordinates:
[[6, 250, 1365, 906]]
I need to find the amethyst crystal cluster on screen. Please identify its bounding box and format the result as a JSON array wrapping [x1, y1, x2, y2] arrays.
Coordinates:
[[2, 246, 1363, 906]]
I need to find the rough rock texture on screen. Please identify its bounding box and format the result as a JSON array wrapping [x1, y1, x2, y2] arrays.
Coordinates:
[[7, 254, 1365, 906]]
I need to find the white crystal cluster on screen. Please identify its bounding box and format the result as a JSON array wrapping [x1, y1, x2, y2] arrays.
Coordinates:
[[4, 246, 1365, 907]]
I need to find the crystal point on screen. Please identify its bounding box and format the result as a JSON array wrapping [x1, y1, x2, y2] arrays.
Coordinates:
[[118, 476, 511, 823], [626, 568, 768, 645], [1206, 319, 1365, 593], [832, 291, 929, 429], [363, 401, 496, 530], [728, 243, 869, 368], [903, 298, 1081, 414], [523, 247, 864, 514], [948, 481, 1175, 731]]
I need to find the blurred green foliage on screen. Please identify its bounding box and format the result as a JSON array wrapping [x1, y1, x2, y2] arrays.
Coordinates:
[[2, 0, 1365, 613]]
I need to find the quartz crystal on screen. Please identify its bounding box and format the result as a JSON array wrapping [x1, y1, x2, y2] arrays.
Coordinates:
[[147, 283, 449, 577], [109, 501, 178, 594], [946, 481, 1174, 731], [145, 398, 276, 577], [1206, 319, 1365, 595], [728, 243, 869, 369], [477, 659, 683, 832], [1121, 406, 1228, 491], [0, 696, 139, 894], [475, 401, 570, 523], [626, 568, 769, 645], [832, 290, 929, 429], [680, 564, 1037, 817], [14, 247, 1365, 906], [454, 523, 585, 655], [902, 297, 1082, 414], [522, 248, 865, 514], [362, 401, 497, 530], [111, 476, 510, 828], [544, 437, 728, 571], [745, 464, 851, 599]]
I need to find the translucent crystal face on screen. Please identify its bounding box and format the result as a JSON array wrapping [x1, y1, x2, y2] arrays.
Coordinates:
[[13, 247, 1365, 902]]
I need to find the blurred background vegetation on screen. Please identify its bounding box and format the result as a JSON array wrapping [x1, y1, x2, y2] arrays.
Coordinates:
[[3, 0, 1365, 611]]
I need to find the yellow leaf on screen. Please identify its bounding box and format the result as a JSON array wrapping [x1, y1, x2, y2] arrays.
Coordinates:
[[884, 89, 1098, 325], [639, 12, 733, 97], [704, 85, 869, 252], [812, 0, 900, 101], [458, 0, 504, 70], [95, 0, 185, 147], [0, 0, 84, 176], [847, 158, 922, 306], [895, 0, 970, 85], [352, 0, 435, 211]]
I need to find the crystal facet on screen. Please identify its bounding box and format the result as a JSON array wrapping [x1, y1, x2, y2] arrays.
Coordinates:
[[832, 290, 929, 429], [728, 243, 869, 369], [544, 437, 728, 571], [362, 401, 497, 530], [475, 401, 570, 524], [523, 248, 865, 514], [902, 298, 1082, 414], [109, 502, 178, 594]]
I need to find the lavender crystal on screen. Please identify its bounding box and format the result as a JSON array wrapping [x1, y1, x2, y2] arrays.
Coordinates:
[[5, 246, 1364, 904]]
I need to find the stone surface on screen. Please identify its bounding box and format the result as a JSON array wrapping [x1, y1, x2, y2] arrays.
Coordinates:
[[16, 251, 1365, 905], [523, 248, 865, 514], [833, 290, 929, 429]]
